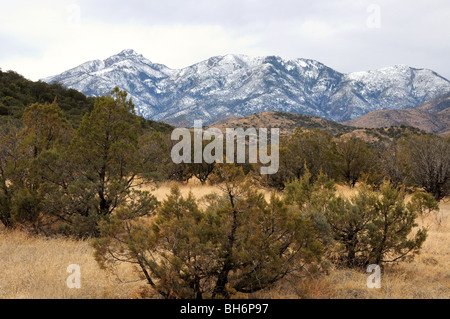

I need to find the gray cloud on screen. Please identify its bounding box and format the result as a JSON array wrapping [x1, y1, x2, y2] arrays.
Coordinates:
[[1, 0, 449, 80]]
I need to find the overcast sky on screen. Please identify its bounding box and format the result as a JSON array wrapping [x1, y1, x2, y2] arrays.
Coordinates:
[[1, 0, 449, 81]]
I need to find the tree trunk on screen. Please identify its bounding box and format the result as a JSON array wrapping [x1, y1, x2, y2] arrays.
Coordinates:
[[212, 191, 238, 299]]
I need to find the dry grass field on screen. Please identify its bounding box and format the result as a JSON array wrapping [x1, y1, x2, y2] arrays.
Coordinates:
[[142, 178, 276, 203], [0, 229, 145, 299], [256, 199, 450, 299], [0, 181, 449, 299]]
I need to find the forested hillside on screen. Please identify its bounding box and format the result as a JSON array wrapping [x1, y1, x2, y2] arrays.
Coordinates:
[[0, 69, 173, 133]]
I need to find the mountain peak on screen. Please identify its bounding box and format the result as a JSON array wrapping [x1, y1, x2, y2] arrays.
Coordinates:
[[103, 49, 152, 69], [117, 49, 140, 57]]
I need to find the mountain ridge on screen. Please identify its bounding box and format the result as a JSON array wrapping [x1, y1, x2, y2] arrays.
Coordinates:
[[43, 49, 450, 127], [208, 110, 354, 137], [344, 93, 450, 136]]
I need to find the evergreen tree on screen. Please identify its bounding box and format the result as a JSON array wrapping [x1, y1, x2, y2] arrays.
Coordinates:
[[407, 191, 440, 224], [325, 183, 427, 267], [336, 136, 375, 187], [93, 165, 324, 299], [50, 87, 156, 236], [0, 101, 72, 231], [264, 129, 338, 189]]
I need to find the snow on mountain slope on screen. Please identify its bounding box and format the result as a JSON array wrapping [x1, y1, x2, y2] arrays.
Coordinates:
[[42, 49, 450, 126]]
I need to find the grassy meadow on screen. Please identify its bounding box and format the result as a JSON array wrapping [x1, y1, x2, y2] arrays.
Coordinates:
[[0, 180, 449, 299]]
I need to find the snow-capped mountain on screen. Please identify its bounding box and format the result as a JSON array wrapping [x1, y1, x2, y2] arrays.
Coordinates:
[[42, 49, 450, 126]]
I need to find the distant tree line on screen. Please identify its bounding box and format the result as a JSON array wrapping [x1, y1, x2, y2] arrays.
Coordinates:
[[261, 127, 450, 201], [167, 125, 449, 201]]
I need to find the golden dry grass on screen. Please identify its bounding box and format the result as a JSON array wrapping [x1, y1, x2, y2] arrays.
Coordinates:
[[140, 178, 223, 202], [0, 229, 143, 299], [0, 182, 449, 299], [138, 177, 275, 203]]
